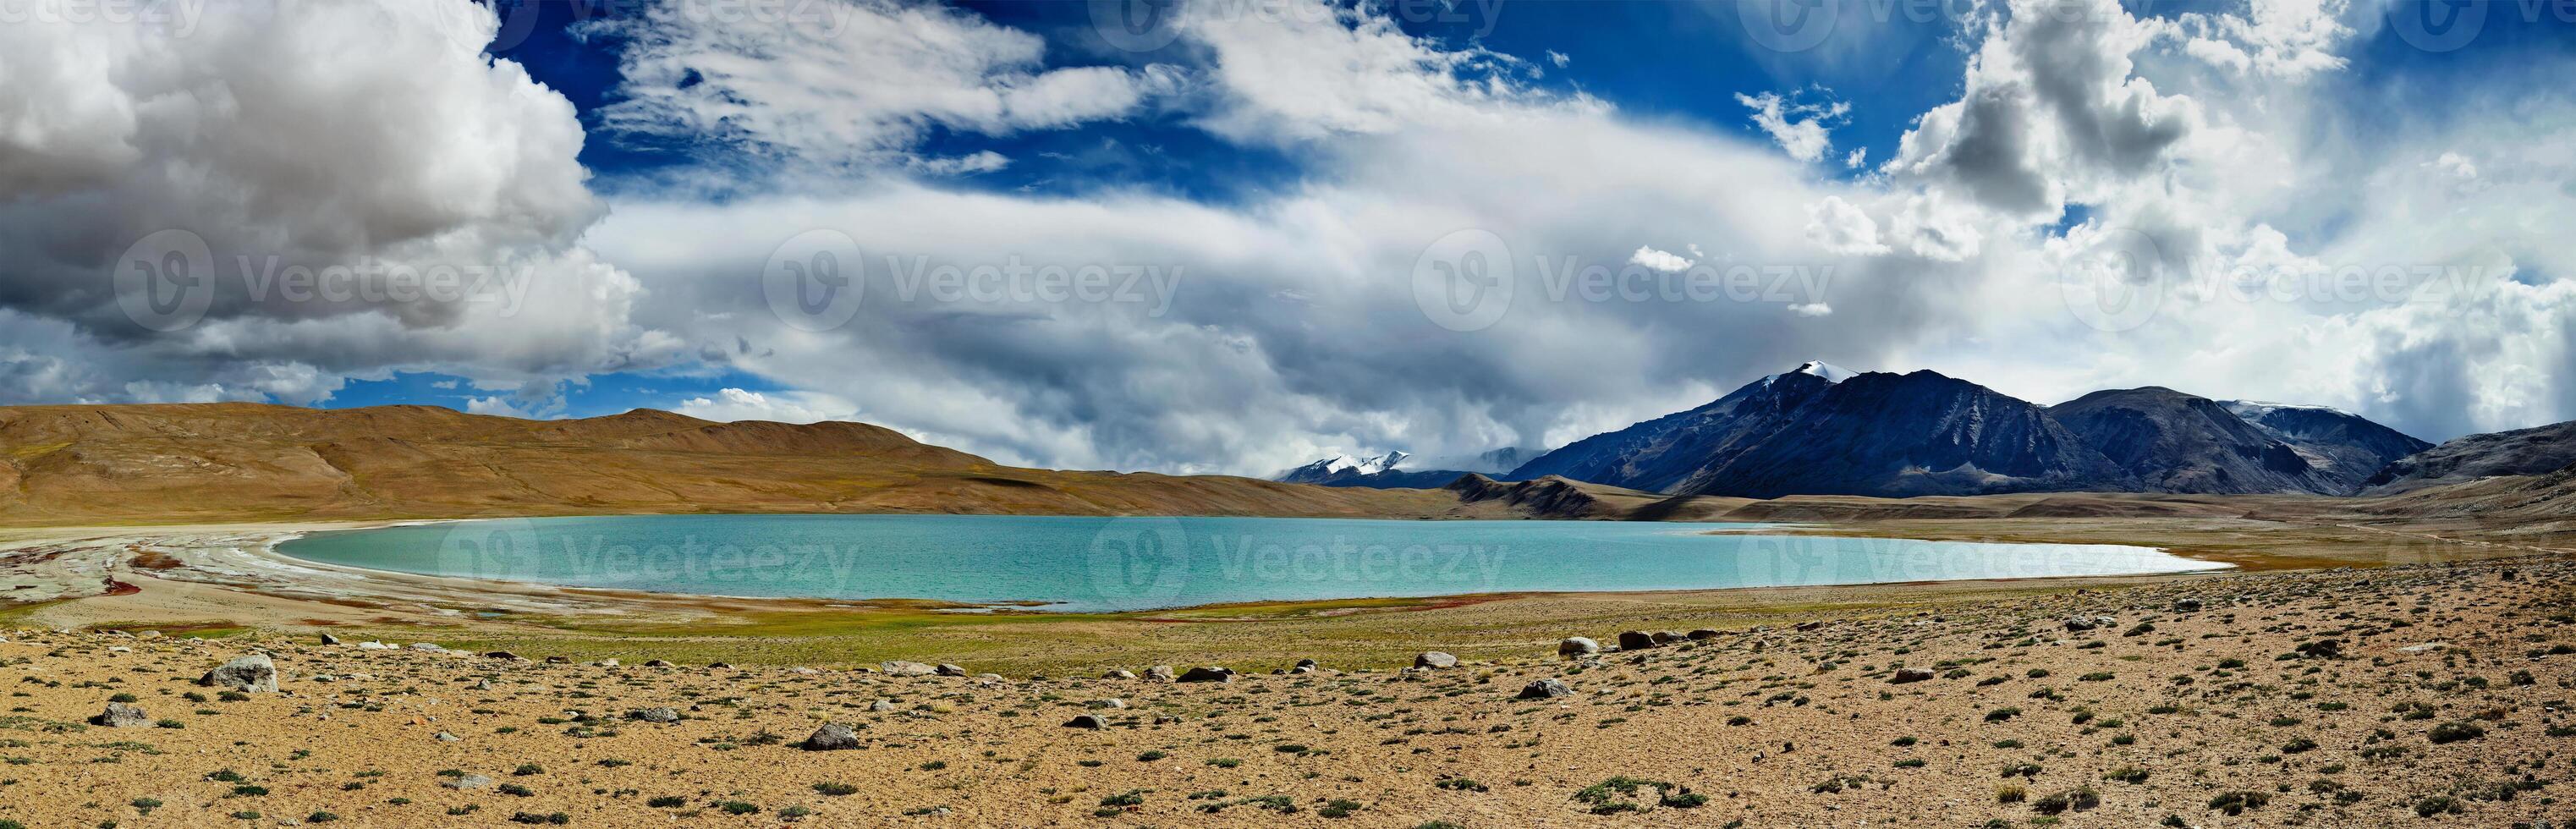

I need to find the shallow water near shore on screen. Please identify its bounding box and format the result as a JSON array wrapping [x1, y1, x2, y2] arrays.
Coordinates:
[[274, 514, 2226, 612]]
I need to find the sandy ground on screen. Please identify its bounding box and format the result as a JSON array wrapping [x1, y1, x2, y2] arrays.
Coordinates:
[[4, 557, 2574, 827]]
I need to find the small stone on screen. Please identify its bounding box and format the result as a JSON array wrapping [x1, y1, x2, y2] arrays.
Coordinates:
[[800, 723, 861, 750], [1890, 668, 1936, 684], [319, 633, 340, 645], [199, 653, 279, 693], [1517, 678, 1574, 700], [1086, 699, 1127, 710], [879, 661, 937, 677], [482, 651, 524, 662], [1414, 651, 1458, 669], [1557, 637, 1600, 657], [1176, 667, 1234, 683], [91, 701, 151, 727], [1064, 714, 1107, 729], [1101, 669, 1136, 680], [1687, 629, 1721, 640], [870, 700, 897, 712], [2172, 599, 2204, 612], [625, 707, 682, 723], [434, 732, 460, 742], [595, 658, 619, 667], [542, 656, 570, 664], [409, 642, 444, 651], [645, 659, 676, 667], [440, 773, 492, 790]]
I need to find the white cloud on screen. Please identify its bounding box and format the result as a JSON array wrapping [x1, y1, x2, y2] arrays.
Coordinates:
[[582, 0, 1183, 171], [1735, 90, 1848, 163], [676, 388, 864, 425], [1629, 245, 1694, 273]]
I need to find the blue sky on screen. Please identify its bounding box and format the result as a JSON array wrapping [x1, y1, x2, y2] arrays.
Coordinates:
[[8, 0, 2576, 472]]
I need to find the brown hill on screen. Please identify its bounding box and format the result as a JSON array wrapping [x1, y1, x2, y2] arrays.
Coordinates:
[[0, 404, 1458, 525]]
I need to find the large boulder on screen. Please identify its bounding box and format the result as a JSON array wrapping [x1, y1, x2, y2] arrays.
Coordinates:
[[1650, 631, 1687, 645], [1687, 629, 1721, 640], [198, 654, 278, 693], [934, 663, 969, 677], [1063, 714, 1107, 729], [879, 661, 937, 677], [1557, 637, 1600, 657], [1517, 678, 1574, 700], [1413, 651, 1459, 670], [800, 723, 861, 750], [91, 702, 151, 727], [1176, 667, 1235, 684], [1616, 631, 1656, 651]]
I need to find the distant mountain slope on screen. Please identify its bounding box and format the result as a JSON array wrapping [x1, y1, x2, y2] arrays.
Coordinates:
[[1508, 362, 1849, 492], [1513, 364, 2134, 498], [2046, 387, 2326, 495], [2362, 420, 2576, 494], [0, 404, 1455, 524], [2222, 400, 2432, 493]]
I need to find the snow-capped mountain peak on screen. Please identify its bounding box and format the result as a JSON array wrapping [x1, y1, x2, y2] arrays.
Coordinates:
[[2220, 399, 2354, 419], [1759, 360, 1858, 388], [1319, 451, 1408, 475]]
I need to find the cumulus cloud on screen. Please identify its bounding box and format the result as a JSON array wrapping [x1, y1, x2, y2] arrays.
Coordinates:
[[0, 0, 668, 407]]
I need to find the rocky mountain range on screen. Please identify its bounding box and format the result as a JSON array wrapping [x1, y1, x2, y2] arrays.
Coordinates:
[[1504, 363, 2441, 499], [1274, 446, 1546, 490]]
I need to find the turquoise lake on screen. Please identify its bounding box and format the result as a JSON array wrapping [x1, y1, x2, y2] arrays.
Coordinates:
[[274, 514, 2225, 612]]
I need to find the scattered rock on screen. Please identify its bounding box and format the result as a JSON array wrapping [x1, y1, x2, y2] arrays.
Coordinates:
[[1414, 651, 1458, 669], [935, 663, 968, 677], [198, 653, 279, 693], [542, 656, 570, 664], [870, 700, 897, 712], [91, 701, 151, 727], [880, 661, 937, 677], [1651, 631, 1688, 645], [1616, 630, 1656, 650], [434, 732, 460, 742], [645, 659, 676, 667], [800, 724, 862, 750], [1890, 668, 1936, 684], [1687, 629, 1720, 640], [318, 633, 340, 645], [1557, 637, 1600, 657], [1177, 667, 1235, 684], [1086, 699, 1126, 710], [482, 651, 524, 662], [595, 658, 619, 667], [1145, 665, 1176, 682], [2172, 599, 2203, 612], [408, 642, 445, 651], [440, 774, 493, 790], [1101, 669, 1136, 680], [1064, 714, 1107, 729], [1517, 678, 1574, 700], [625, 707, 682, 723]]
